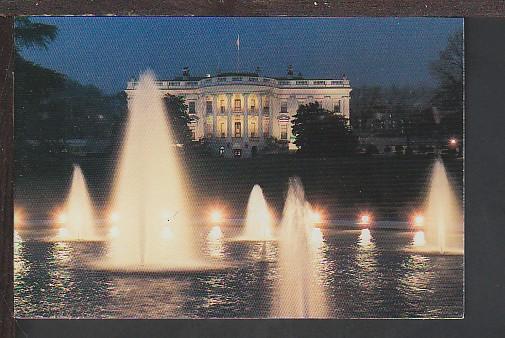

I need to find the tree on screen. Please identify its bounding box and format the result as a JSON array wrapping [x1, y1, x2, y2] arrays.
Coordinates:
[[15, 17, 58, 50], [15, 18, 128, 160], [292, 102, 358, 157], [163, 95, 194, 145], [430, 30, 463, 137], [14, 18, 66, 155], [350, 86, 387, 129]]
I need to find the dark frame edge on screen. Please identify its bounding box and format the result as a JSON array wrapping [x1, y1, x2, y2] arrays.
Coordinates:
[[1, 0, 505, 16], [0, 15, 14, 338]]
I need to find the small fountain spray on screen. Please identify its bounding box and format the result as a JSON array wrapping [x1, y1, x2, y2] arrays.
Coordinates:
[[272, 177, 328, 318], [235, 184, 274, 241], [413, 159, 463, 255], [56, 165, 98, 241]]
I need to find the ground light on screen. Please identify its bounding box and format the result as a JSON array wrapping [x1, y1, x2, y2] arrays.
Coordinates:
[[412, 213, 424, 227], [57, 212, 67, 224], [210, 209, 223, 224], [309, 208, 324, 224], [358, 212, 372, 226]]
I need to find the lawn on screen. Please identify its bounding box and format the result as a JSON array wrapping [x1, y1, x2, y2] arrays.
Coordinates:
[[15, 152, 463, 223]]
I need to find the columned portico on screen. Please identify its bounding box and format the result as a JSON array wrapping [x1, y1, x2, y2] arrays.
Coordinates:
[[212, 95, 218, 137], [258, 95, 264, 141], [243, 93, 249, 143], [126, 71, 351, 158], [226, 94, 232, 143]]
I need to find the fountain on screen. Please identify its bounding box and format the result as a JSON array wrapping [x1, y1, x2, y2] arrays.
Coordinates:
[[411, 159, 463, 255], [272, 177, 328, 318], [55, 165, 98, 241], [233, 184, 275, 241], [95, 71, 217, 272]]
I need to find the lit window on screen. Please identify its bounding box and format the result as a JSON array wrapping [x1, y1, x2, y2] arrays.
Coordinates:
[[234, 122, 241, 137], [334, 101, 341, 113], [280, 124, 288, 140], [220, 100, 225, 113], [206, 101, 213, 114], [250, 99, 256, 112], [220, 122, 225, 138], [234, 99, 241, 111], [281, 102, 288, 113], [188, 101, 196, 114], [250, 122, 256, 137], [263, 118, 270, 137]]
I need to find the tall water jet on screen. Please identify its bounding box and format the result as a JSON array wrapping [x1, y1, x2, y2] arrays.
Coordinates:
[[272, 177, 328, 318], [100, 71, 208, 271], [418, 159, 463, 255], [236, 184, 274, 241], [56, 165, 97, 241]]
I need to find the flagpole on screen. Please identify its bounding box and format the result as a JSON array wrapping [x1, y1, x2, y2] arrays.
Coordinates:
[[236, 34, 240, 73]]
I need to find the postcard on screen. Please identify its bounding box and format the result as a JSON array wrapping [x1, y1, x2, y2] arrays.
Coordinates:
[[13, 17, 463, 318]]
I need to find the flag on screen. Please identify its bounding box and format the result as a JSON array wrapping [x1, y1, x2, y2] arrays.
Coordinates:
[[236, 34, 240, 51]]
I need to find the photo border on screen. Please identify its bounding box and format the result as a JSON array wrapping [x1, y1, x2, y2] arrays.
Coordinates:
[[1, 10, 504, 338]]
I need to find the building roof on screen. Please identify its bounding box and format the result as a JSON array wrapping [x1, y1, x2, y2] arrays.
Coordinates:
[[171, 76, 207, 81]]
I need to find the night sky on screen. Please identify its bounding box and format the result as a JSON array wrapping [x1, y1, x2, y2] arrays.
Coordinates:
[[21, 17, 462, 95]]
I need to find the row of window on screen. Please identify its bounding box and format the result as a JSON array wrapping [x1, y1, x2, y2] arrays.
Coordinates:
[[188, 99, 342, 114], [193, 121, 289, 140], [188, 99, 271, 114]]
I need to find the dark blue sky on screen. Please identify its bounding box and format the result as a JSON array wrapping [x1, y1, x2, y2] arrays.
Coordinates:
[[22, 17, 462, 94]]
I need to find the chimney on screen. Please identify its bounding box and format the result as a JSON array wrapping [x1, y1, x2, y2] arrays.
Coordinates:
[[287, 65, 294, 78], [182, 66, 190, 80]]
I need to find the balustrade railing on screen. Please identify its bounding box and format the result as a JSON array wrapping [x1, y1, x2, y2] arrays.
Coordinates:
[[127, 77, 350, 90]]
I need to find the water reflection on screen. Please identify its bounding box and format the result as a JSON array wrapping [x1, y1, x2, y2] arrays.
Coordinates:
[[358, 228, 373, 247], [15, 241, 112, 317], [14, 231, 463, 318], [355, 230, 379, 290], [207, 238, 225, 258], [397, 254, 434, 316]]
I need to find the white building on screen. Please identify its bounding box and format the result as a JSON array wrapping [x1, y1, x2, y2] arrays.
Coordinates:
[[126, 67, 351, 158]]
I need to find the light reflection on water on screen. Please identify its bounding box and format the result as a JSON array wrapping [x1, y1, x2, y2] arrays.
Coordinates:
[[14, 230, 463, 318]]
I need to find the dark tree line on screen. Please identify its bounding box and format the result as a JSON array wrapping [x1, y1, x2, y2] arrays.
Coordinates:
[[163, 95, 194, 145], [15, 18, 195, 158], [350, 30, 463, 140], [292, 102, 358, 157], [15, 18, 128, 157], [350, 85, 436, 137], [430, 30, 463, 138]]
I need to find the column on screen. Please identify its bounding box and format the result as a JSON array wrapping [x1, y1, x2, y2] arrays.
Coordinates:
[[243, 93, 249, 141], [258, 94, 264, 140], [212, 95, 218, 137], [226, 94, 232, 141], [269, 94, 275, 138], [344, 96, 350, 119], [196, 95, 204, 139]]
